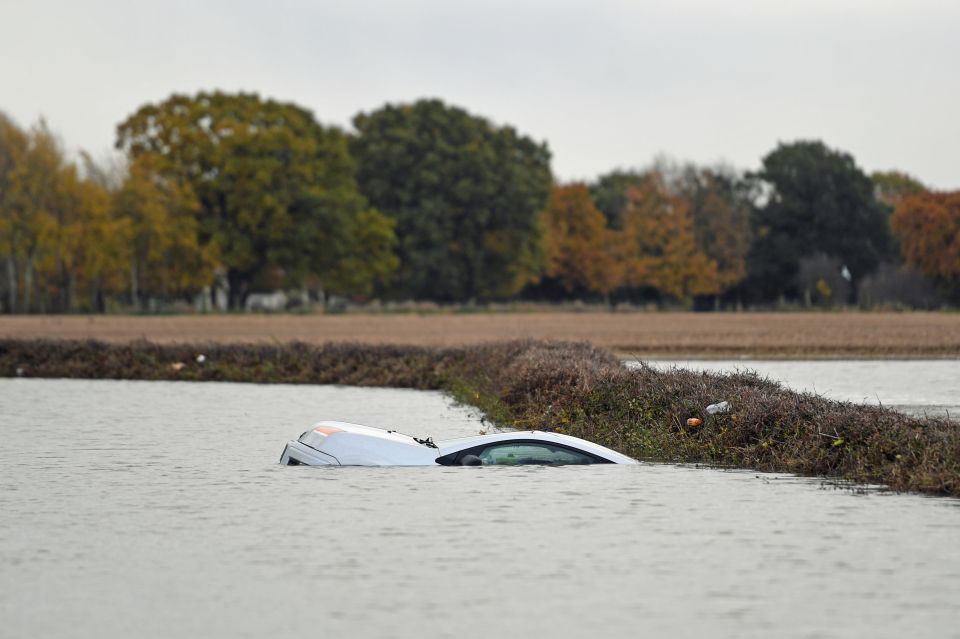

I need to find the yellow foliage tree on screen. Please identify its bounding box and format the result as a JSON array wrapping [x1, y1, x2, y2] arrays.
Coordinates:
[[112, 155, 219, 308], [46, 166, 130, 311], [0, 118, 62, 311], [2, 116, 138, 312], [0, 113, 30, 311]]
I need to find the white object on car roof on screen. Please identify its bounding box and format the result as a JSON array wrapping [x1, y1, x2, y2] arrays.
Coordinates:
[[280, 421, 638, 467]]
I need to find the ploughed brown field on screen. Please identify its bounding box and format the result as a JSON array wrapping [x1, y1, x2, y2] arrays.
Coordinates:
[[2, 312, 959, 358]]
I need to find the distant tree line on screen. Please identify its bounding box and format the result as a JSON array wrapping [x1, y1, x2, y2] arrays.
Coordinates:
[[1, 92, 957, 313]]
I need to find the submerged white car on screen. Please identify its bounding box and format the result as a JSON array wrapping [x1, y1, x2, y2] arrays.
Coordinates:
[[280, 421, 638, 467]]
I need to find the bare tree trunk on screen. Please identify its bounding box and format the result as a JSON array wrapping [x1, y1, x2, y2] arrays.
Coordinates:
[[299, 281, 309, 307], [130, 258, 140, 311], [23, 256, 34, 313], [6, 254, 17, 313], [58, 259, 68, 313], [227, 268, 249, 310], [91, 277, 102, 313], [67, 271, 76, 312]]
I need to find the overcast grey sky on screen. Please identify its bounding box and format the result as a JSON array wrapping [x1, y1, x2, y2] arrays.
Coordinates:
[[2, 0, 957, 188]]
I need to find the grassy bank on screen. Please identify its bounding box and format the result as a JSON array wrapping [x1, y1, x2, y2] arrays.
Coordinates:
[[2, 338, 958, 497]]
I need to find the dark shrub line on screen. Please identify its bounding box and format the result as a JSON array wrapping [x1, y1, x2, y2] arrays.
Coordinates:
[[2, 338, 957, 497]]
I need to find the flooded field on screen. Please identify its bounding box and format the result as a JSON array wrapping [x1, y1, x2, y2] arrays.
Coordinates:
[[2, 377, 959, 638], [641, 359, 960, 418], [3, 311, 960, 358]]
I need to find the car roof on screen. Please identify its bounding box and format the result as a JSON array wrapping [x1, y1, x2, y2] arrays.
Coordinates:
[[302, 422, 638, 465]]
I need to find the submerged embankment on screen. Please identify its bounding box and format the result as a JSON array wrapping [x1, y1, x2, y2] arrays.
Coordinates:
[[2, 338, 958, 496]]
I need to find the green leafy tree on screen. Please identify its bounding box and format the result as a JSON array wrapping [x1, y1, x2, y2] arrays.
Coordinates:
[[351, 99, 552, 301], [872, 170, 927, 206], [590, 170, 643, 230], [282, 192, 398, 297], [747, 141, 894, 302], [116, 91, 395, 308]]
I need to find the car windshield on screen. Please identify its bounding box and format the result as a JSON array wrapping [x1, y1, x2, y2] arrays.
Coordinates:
[[476, 442, 597, 465]]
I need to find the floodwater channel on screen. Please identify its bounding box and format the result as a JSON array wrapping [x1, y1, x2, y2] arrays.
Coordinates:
[[640, 359, 960, 418], [1, 373, 959, 638]]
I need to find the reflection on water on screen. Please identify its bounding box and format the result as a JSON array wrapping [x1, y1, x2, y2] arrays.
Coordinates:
[[1, 379, 959, 638], [637, 359, 960, 418]]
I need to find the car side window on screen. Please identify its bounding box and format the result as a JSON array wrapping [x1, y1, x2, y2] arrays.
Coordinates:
[[475, 443, 597, 466]]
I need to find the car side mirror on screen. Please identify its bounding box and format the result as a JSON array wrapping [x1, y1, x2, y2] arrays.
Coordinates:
[[460, 454, 482, 466]]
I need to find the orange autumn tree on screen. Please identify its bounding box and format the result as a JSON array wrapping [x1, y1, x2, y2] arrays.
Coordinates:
[[617, 172, 720, 302], [674, 166, 752, 293], [891, 191, 960, 299], [540, 184, 618, 297]]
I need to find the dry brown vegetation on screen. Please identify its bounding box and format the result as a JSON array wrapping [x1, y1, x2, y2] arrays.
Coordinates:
[[2, 311, 960, 358], [2, 338, 958, 496]]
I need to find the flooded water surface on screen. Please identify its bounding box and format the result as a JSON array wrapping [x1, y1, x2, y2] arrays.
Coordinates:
[[2, 377, 959, 638], [640, 359, 960, 418]]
